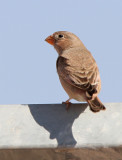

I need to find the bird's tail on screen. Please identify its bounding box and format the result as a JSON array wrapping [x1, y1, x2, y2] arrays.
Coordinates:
[[87, 97, 106, 113]]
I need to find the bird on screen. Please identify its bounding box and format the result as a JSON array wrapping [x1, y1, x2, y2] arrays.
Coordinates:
[[45, 31, 106, 112]]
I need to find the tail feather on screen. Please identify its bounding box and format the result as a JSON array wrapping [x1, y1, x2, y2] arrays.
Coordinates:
[[87, 97, 106, 113]]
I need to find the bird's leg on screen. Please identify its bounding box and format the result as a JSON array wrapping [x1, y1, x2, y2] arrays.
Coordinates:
[[62, 98, 72, 110]]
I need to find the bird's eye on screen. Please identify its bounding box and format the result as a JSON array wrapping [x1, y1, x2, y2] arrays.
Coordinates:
[[58, 34, 64, 38]]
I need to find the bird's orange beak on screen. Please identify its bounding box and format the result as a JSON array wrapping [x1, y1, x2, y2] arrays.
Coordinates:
[[45, 35, 55, 45]]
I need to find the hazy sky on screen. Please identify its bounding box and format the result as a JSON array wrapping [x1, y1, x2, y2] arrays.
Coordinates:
[[0, 0, 122, 104]]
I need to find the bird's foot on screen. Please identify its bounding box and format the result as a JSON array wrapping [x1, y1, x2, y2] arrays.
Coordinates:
[[62, 98, 72, 110]]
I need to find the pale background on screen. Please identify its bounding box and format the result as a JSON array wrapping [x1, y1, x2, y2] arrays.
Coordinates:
[[0, 0, 122, 104]]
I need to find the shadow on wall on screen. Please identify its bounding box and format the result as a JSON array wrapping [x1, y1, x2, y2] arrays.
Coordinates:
[[28, 103, 88, 147]]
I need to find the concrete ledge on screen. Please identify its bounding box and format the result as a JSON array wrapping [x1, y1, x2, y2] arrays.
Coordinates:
[[0, 103, 122, 159]]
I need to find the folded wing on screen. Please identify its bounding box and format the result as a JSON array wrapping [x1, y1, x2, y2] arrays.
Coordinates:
[[56, 49, 101, 100]]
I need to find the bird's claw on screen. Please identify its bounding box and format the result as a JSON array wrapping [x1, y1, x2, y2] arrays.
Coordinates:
[[62, 101, 72, 110]]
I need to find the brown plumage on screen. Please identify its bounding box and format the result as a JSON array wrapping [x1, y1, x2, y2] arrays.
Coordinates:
[[45, 31, 106, 112]]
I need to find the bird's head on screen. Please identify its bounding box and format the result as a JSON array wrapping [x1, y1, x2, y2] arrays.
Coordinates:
[[45, 31, 85, 55]]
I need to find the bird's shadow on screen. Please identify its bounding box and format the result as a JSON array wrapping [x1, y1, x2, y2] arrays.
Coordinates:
[[28, 103, 88, 147]]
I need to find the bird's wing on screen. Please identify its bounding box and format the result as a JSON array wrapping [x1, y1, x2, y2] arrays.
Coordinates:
[[56, 49, 101, 99]]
